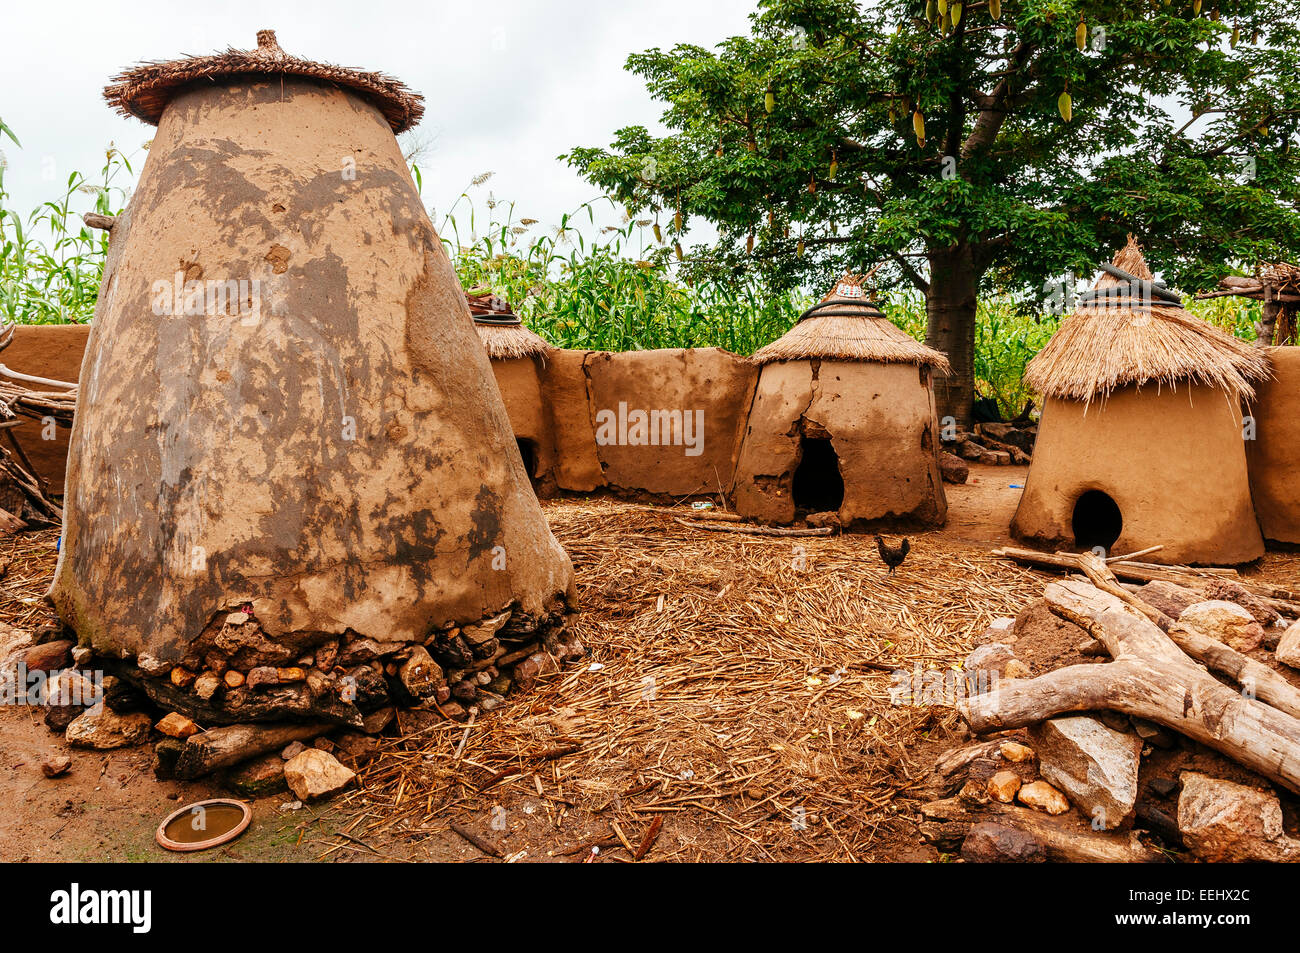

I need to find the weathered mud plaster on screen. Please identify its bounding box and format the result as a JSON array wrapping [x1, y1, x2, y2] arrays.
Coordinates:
[[581, 348, 757, 498], [731, 360, 947, 527], [1246, 347, 1300, 544], [1012, 385, 1263, 564], [1, 324, 91, 493], [49, 78, 575, 674], [490, 355, 558, 496], [543, 348, 604, 492]]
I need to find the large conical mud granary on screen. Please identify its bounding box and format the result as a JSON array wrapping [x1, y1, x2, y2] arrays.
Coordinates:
[[731, 273, 950, 528], [50, 31, 576, 725], [1013, 237, 1271, 565]]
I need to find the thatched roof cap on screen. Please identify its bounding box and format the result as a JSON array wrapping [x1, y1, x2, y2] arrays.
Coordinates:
[[1025, 236, 1271, 404], [104, 30, 424, 133], [467, 291, 552, 360], [752, 273, 951, 371]]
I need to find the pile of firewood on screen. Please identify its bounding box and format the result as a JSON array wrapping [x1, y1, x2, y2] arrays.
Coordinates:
[[0, 325, 76, 526], [915, 549, 1300, 862]]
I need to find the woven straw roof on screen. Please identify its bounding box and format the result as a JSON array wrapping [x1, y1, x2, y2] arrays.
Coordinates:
[[104, 30, 424, 133], [1025, 236, 1271, 404], [467, 292, 552, 360], [752, 273, 951, 370]]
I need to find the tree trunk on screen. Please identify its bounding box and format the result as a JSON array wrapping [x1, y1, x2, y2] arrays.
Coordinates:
[[925, 242, 978, 429]]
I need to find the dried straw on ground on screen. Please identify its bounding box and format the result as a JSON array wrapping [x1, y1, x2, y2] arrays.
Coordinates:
[[103, 29, 424, 133], [752, 273, 950, 371], [327, 499, 1043, 862], [1025, 237, 1271, 405], [467, 293, 552, 361]]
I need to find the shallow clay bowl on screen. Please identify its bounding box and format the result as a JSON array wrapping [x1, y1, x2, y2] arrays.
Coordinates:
[[155, 798, 252, 852]]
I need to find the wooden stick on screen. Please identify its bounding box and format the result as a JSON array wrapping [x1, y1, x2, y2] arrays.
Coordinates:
[[673, 518, 832, 537], [634, 816, 664, 861], [449, 821, 503, 858], [1105, 544, 1163, 563]]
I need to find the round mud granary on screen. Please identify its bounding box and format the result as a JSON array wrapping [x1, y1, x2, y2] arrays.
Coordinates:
[[730, 273, 950, 529], [50, 32, 579, 727], [1012, 237, 1270, 565]]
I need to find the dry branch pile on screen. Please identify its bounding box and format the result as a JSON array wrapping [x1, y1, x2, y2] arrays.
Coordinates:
[[924, 549, 1300, 863]]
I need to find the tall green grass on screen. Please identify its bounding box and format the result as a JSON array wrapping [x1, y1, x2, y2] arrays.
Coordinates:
[[0, 118, 131, 325], [0, 136, 1269, 421]]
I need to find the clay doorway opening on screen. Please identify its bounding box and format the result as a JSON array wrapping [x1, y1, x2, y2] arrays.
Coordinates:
[[516, 438, 539, 482], [792, 437, 845, 513], [1072, 489, 1122, 553]]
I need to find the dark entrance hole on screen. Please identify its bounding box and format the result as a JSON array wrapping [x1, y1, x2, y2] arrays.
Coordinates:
[[516, 438, 538, 480], [792, 437, 845, 513], [1072, 490, 1122, 553]]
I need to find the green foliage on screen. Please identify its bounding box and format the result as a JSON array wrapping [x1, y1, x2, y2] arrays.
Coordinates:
[[0, 118, 132, 324], [564, 0, 1300, 301]]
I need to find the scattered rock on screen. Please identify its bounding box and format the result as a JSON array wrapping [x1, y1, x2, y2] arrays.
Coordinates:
[[960, 822, 1047, 863], [986, 770, 1023, 803], [284, 749, 356, 801], [136, 653, 173, 677], [221, 752, 288, 798], [999, 741, 1034, 763], [964, 643, 1018, 683], [1177, 772, 1300, 862], [276, 666, 306, 683], [1149, 777, 1178, 798], [155, 712, 200, 739], [65, 702, 152, 749], [1132, 718, 1175, 749], [805, 511, 841, 530], [1199, 579, 1281, 627], [361, 707, 395, 735], [1176, 601, 1265, 653], [281, 741, 307, 760], [398, 646, 445, 701], [1003, 659, 1032, 679], [462, 611, 510, 646], [41, 754, 72, 778], [42, 669, 99, 731], [21, 639, 73, 673], [70, 646, 94, 666], [246, 666, 280, 690], [1016, 780, 1070, 815], [1133, 580, 1200, 620], [223, 670, 246, 688], [1033, 716, 1141, 829], [1275, 620, 1300, 669], [938, 452, 968, 485], [333, 731, 380, 768], [193, 672, 222, 701], [169, 666, 197, 689]]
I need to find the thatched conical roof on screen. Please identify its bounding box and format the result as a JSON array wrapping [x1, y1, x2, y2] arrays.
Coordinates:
[[104, 30, 424, 133], [1025, 237, 1271, 404], [752, 273, 951, 371], [467, 291, 552, 360]]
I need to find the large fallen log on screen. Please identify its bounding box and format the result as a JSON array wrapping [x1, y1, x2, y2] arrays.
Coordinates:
[[994, 546, 1300, 612], [960, 578, 1300, 795], [174, 721, 331, 780], [1065, 552, 1300, 720]]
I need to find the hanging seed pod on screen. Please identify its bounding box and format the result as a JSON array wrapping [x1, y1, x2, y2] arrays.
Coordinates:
[[1076, 21, 1088, 50], [937, 0, 948, 14], [888, 105, 897, 124], [1231, 24, 1240, 46], [674, 242, 683, 261], [808, 174, 817, 195], [796, 238, 805, 257], [674, 210, 683, 231], [1210, 5, 1219, 21], [653, 222, 663, 244], [926, 0, 936, 21], [765, 89, 775, 114], [1193, 0, 1202, 15], [715, 144, 723, 158], [913, 110, 926, 146], [768, 209, 775, 228], [989, 0, 1001, 19], [952, 2, 963, 26], [1058, 89, 1073, 122], [746, 139, 756, 152], [829, 155, 839, 180], [746, 233, 754, 254]]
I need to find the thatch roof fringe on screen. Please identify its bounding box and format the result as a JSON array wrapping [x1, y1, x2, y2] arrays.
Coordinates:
[[752, 273, 951, 371], [1024, 236, 1271, 404], [104, 30, 424, 133]]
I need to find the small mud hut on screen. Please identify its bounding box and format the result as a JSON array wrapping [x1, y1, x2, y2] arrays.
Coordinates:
[[731, 273, 950, 528], [50, 31, 577, 726], [1012, 237, 1271, 565], [468, 291, 557, 495]]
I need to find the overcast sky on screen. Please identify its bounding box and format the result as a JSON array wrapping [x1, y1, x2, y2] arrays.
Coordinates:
[[2, 0, 755, 244]]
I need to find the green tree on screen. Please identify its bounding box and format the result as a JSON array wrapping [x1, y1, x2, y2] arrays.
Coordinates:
[[565, 0, 1300, 425]]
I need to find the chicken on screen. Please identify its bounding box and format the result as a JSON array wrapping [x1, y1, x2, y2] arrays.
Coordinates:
[[874, 534, 910, 575]]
